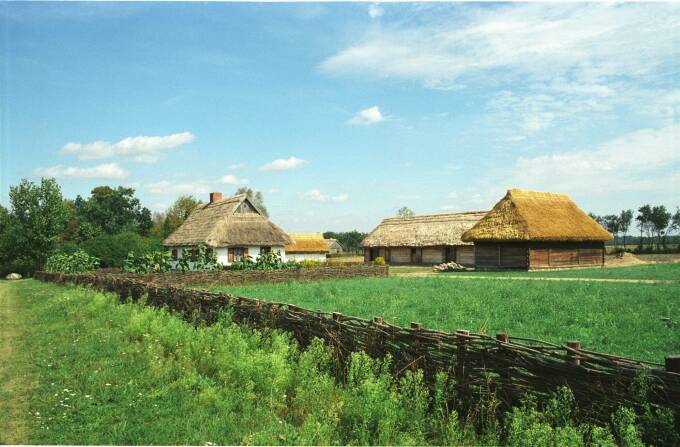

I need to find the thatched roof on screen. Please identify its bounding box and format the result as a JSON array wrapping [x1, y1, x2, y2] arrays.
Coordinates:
[[461, 189, 613, 242], [163, 194, 292, 247], [361, 211, 488, 248], [286, 233, 330, 254]]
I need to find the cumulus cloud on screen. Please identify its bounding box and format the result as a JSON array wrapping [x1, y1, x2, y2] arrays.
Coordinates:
[[33, 163, 128, 180], [300, 190, 349, 202], [349, 106, 386, 125], [259, 156, 308, 172], [59, 131, 194, 163], [508, 124, 680, 193], [368, 3, 384, 19], [147, 173, 248, 196]]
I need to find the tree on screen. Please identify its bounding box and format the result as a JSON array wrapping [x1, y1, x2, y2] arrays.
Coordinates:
[[166, 195, 202, 228], [397, 206, 415, 218], [650, 205, 671, 251], [618, 209, 633, 249], [5, 178, 69, 270], [671, 208, 680, 234], [322, 230, 367, 254], [235, 187, 268, 217], [74, 186, 151, 237], [602, 215, 620, 249], [636, 205, 653, 250]]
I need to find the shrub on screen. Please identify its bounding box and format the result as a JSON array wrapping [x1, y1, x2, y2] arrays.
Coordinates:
[[123, 250, 171, 274], [176, 244, 221, 272], [45, 249, 100, 273], [81, 231, 162, 268], [371, 256, 386, 266], [231, 251, 301, 271], [299, 259, 323, 269]]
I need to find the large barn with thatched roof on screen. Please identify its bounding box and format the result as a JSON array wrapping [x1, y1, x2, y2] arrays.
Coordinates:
[[285, 233, 330, 262], [361, 211, 488, 265], [461, 189, 612, 270], [163, 192, 291, 267]]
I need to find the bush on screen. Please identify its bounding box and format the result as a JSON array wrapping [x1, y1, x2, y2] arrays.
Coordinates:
[[371, 256, 386, 266], [231, 251, 300, 271], [45, 249, 100, 273], [81, 231, 162, 268], [175, 244, 221, 272], [123, 250, 172, 274], [299, 259, 324, 269]]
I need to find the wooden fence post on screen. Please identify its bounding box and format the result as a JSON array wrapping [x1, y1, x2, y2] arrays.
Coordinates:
[[665, 356, 680, 374], [332, 312, 342, 323], [456, 329, 469, 411], [567, 340, 581, 366]]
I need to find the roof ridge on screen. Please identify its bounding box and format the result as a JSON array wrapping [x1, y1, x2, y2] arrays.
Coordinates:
[[381, 211, 488, 222]]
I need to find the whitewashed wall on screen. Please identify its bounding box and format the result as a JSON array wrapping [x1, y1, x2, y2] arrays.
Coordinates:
[[286, 253, 328, 263]]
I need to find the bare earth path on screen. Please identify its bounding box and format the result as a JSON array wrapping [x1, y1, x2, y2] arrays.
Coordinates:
[[0, 281, 29, 444], [392, 272, 680, 285]]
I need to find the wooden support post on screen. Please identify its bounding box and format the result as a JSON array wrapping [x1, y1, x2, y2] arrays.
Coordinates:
[[665, 356, 680, 374], [496, 332, 509, 344], [373, 316, 385, 326], [567, 340, 581, 366], [332, 312, 342, 323], [411, 322, 422, 331]]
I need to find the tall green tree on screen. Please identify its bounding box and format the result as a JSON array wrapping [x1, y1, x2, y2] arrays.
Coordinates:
[[74, 186, 151, 237], [650, 205, 672, 251], [322, 230, 368, 254], [618, 209, 633, 249], [235, 187, 268, 217], [636, 205, 653, 250], [5, 178, 69, 270], [397, 206, 415, 217], [602, 215, 620, 248]]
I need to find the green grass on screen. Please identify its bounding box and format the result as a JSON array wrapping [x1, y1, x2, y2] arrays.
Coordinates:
[[210, 277, 680, 362], [464, 263, 680, 281], [0, 280, 671, 445]]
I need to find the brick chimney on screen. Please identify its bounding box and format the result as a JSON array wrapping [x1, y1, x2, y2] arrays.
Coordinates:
[[209, 192, 222, 203]]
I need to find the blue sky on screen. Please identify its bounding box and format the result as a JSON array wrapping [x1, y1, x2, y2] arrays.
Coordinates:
[[2, 2, 679, 232]]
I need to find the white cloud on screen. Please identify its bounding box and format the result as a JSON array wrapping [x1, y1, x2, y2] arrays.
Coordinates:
[[34, 163, 128, 180], [447, 192, 458, 199], [147, 173, 248, 196], [259, 156, 308, 172], [228, 163, 246, 170], [219, 174, 249, 185], [508, 124, 680, 194], [441, 204, 459, 211], [59, 131, 194, 163], [349, 106, 386, 125], [300, 189, 349, 202], [321, 4, 679, 88], [368, 3, 383, 19]]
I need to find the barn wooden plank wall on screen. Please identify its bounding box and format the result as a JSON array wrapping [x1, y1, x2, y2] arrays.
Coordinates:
[[34, 270, 680, 427], [476, 242, 606, 270]]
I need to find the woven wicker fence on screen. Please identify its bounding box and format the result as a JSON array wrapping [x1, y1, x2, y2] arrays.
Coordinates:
[[34, 270, 680, 426]]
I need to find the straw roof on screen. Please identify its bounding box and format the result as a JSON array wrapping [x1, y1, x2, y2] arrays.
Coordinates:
[[361, 211, 488, 248], [286, 233, 330, 254], [163, 194, 292, 247], [461, 189, 613, 242]]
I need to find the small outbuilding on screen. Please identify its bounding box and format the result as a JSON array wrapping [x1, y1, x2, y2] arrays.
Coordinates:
[[325, 238, 344, 254], [163, 192, 292, 267], [361, 212, 488, 266], [461, 189, 613, 270], [285, 233, 330, 262]]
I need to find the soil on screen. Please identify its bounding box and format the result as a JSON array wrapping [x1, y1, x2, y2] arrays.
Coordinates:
[[604, 252, 647, 267]]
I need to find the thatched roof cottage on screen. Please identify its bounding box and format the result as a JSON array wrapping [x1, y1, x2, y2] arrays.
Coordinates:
[[285, 233, 330, 262], [461, 189, 612, 270], [163, 192, 291, 266], [361, 212, 488, 265]]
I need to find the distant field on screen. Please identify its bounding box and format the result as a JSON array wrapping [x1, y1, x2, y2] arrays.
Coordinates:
[[391, 262, 680, 281], [210, 277, 680, 362]]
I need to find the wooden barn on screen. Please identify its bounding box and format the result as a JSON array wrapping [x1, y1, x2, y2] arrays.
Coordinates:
[[361, 212, 487, 266], [461, 189, 613, 270]]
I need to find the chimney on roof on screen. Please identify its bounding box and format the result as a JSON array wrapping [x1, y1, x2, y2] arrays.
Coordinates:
[[209, 192, 222, 203]]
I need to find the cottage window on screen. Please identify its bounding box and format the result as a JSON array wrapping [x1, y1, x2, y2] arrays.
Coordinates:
[[261, 246, 271, 254], [233, 247, 244, 261], [206, 248, 213, 259], [191, 248, 198, 261], [171, 249, 178, 260]]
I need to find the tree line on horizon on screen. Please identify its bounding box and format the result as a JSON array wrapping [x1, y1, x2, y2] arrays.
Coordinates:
[[588, 206, 680, 252]]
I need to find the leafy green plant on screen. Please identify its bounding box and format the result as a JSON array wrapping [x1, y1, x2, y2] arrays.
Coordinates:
[[371, 256, 386, 266], [123, 250, 171, 274], [231, 250, 300, 271], [45, 249, 100, 273]]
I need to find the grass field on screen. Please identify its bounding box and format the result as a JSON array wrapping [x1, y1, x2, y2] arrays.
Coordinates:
[[210, 277, 680, 362], [2, 279, 645, 446], [391, 262, 680, 281]]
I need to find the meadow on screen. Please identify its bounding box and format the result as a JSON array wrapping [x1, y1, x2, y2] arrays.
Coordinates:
[[1, 280, 648, 446], [210, 276, 680, 362]]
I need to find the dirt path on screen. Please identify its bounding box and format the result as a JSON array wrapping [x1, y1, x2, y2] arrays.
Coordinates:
[[0, 281, 30, 444], [393, 272, 680, 285]]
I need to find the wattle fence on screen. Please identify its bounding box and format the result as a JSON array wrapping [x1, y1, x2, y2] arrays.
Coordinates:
[[34, 270, 680, 426]]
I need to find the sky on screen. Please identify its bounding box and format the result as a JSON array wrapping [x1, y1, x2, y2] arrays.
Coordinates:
[[1, 2, 679, 232]]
